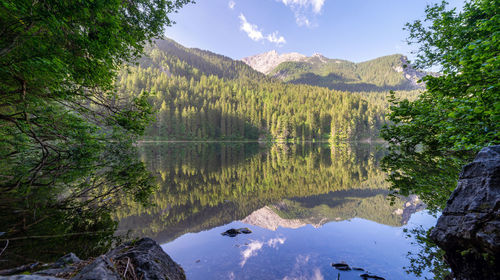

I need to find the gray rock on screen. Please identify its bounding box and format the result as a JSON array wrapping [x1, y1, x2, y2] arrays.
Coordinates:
[[360, 273, 385, 280], [331, 262, 351, 271], [33, 253, 81, 278], [70, 256, 120, 280], [53, 253, 80, 268], [0, 276, 64, 280], [106, 237, 186, 280], [34, 267, 77, 278], [221, 228, 252, 237], [352, 267, 364, 271], [4, 238, 185, 280], [430, 145, 500, 280], [0, 263, 40, 277]]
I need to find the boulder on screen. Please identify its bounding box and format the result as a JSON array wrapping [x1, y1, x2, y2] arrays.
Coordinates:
[[430, 145, 500, 280], [70, 256, 119, 280], [35, 253, 81, 277], [105, 238, 185, 280]]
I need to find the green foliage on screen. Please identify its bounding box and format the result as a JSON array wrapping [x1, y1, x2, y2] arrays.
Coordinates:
[[381, 0, 500, 211], [0, 0, 192, 268], [0, 0, 192, 190], [382, 1, 499, 278]]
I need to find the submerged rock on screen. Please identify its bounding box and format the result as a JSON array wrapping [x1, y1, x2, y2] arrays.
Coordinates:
[[352, 267, 364, 271], [221, 229, 240, 237], [331, 262, 351, 271], [360, 273, 385, 280], [430, 145, 500, 280], [221, 228, 252, 237]]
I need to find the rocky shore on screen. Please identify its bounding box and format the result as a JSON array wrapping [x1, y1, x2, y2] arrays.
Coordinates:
[[431, 145, 500, 280], [0, 238, 185, 280]]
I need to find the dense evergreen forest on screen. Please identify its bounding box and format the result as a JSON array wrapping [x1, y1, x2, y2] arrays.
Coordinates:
[[115, 143, 411, 243], [117, 39, 419, 141]]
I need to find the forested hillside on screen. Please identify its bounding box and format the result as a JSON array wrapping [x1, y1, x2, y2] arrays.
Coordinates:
[[117, 39, 419, 141], [268, 54, 427, 92]]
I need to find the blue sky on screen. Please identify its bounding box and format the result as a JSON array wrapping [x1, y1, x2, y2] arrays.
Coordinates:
[[165, 0, 464, 62]]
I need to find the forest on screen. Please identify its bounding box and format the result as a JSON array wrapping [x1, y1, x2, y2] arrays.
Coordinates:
[[116, 39, 420, 141]]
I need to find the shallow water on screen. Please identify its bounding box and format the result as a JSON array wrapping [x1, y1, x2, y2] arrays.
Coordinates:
[[118, 142, 435, 279]]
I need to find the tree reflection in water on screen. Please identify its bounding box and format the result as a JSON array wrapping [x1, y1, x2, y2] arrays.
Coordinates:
[[0, 141, 155, 269]]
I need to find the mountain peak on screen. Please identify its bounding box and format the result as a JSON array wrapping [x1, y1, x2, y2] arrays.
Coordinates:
[[311, 52, 328, 63], [241, 50, 306, 74]]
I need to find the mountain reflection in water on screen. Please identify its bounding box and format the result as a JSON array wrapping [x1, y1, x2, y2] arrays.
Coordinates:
[[117, 142, 434, 279]]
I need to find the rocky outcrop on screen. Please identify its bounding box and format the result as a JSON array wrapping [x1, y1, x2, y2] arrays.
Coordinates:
[[117, 238, 185, 280], [430, 145, 500, 280], [398, 56, 427, 88], [71, 256, 119, 280], [0, 238, 185, 280], [241, 50, 306, 74]]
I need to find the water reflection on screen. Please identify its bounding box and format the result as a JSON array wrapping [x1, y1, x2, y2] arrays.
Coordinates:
[[117, 142, 433, 279], [0, 141, 154, 269]]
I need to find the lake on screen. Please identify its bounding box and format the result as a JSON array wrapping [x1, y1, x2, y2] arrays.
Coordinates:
[[117, 142, 436, 279]]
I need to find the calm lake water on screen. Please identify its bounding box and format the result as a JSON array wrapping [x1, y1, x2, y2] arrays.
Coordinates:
[[117, 142, 436, 279]]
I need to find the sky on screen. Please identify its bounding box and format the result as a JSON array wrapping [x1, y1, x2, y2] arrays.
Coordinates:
[[164, 0, 464, 62]]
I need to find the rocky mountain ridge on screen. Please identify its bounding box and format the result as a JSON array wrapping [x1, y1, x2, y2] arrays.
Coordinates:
[[242, 50, 429, 91], [241, 50, 307, 74]]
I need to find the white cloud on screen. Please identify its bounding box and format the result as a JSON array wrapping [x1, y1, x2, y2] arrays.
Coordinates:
[[240, 240, 264, 267], [294, 13, 311, 27], [267, 32, 286, 45], [281, 0, 325, 14], [239, 237, 286, 267], [279, 0, 325, 27], [282, 255, 325, 280], [267, 237, 286, 247], [239, 14, 286, 45], [228, 0, 236, 10], [239, 14, 264, 41], [311, 0, 325, 13]]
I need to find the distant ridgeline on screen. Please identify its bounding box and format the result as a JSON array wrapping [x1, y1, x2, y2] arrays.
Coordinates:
[[116, 39, 421, 141], [244, 51, 428, 92], [115, 143, 409, 243]]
